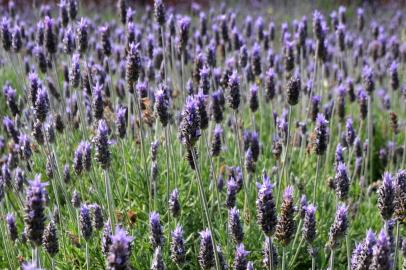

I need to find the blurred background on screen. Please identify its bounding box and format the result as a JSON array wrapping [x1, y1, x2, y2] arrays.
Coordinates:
[[0, 0, 405, 9]]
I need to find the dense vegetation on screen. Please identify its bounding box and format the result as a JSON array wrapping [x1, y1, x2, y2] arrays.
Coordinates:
[[0, 0, 405, 269]]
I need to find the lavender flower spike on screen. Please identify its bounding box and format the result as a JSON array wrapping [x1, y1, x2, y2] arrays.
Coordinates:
[[107, 227, 134, 270], [24, 175, 48, 246], [80, 204, 93, 241], [171, 225, 186, 265], [150, 212, 164, 248], [303, 204, 317, 245], [234, 243, 250, 270], [328, 204, 348, 249], [229, 207, 244, 243], [378, 172, 394, 220], [256, 174, 277, 236], [275, 186, 296, 246], [334, 162, 350, 201], [95, 119, 111, 169], [313, 113, 329, 155], [198, 229, 215, 269], [179, 97, 201, 147], [370, 230, 392, 270], [6, 213, 18, 241]]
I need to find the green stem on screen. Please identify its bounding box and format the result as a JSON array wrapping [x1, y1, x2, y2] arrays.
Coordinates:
[[190, 146, 221, 270], [330, 249, 335, 270], [86, 241, 90, 270], [313, 155, 322, 203], [282, 247, 286, 270], [395, 220, 400, 269], [104, 169, 115, 230]]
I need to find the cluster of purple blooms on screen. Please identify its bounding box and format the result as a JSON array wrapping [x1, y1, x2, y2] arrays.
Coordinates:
[[0, 0, 405, 269]]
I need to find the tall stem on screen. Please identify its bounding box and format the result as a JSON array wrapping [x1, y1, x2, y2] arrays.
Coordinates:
[[120, 139, 129, 197], [164, 125, 172, 240], [330, 249, 335, 270], [190, 146, 221, 270], [311, 255, 316, 270], [277, 106, 293, 208], [282, 247, 286, 270], [85, 241, 90, 270], [346, 234, 351, 270], [134, 90, 151, 211], [35, 246, 41, 268], [313, 155, 322, 203], [367, 96, 373, 183], [395, 220, 400, 269], [104, 169, 115, 229], [266, 237, 273, 270]]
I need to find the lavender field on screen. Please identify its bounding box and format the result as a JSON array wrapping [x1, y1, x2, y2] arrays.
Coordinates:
[[0, 0, 405, 269]]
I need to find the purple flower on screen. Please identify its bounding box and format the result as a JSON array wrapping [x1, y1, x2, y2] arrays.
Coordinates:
[[211, 90, 224, 123], [370, 230, 392, 270], [362, 66, 374, 94], [198, 229, 215, 269], [171, 225, 186, 265], [80, 204, 93, 241], [1, 17, 12, 51], [313, 113, 329, 155], [276, 186, 296, 246], [169, 188, 181, 217], [334, 162, 349, 201], [335, 144, 344, 165], [390, 61, 399, 91], [346, 118, 356, 146], [229, 207, 244, 243], [227, 71, 240, 110], [178, 16, 191, 52], [199, 66, 211, 95], [266, 68, 276, 101], [151, 246, 166, 270], [303, 204, 317, 244], [24, 175, 48, 246], [196, 93, 209, 130], [43, 16, 57, 55], [43, 219, 58, 257], [395, 170, 406, 220], [95, 120, 110, 169], [179, 97, 201, 147], [74, 143, 84, 175], [34, 88, 49, 123], [150, 212, 164, 248], [226, 177, 238, 209], [328, 204, 348, 249], [378, 172, 394, 220], [352, 229, 376, 270], [83, 141, 92, 171], [93, 83, 104, 120], [249, 84, 259, 113], [256, 174, 277, 236], [252, 43, 262, 76], [107, 227, 134, 270], [211, 124, 223, 157], [126, 42, 142, 91], [116, 106, 127, 139], [6, 213, 18, 241], [3, 84, 19, 116], [311, 95, 322, 122], [22, 262, 44, 270], [3, 116, 19, 143], [234, 243, 250, 270], [18, 134, 32, 161], [155, 88, 170, 128], [357, 8, 365, 31], [77, 18, 88, 53]]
